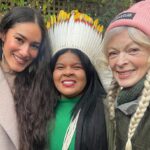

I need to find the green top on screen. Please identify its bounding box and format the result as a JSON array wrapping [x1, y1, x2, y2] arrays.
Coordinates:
[[48, 97, 79, 150]]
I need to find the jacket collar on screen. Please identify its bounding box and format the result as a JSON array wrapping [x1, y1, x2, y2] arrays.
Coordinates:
[[0, 67, 19, 149]]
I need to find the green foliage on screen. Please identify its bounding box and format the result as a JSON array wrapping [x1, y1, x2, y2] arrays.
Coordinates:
[[0, 0, 134, 28], [0, 0, 53, 14], [65, 0, 132, 28], [97, 0, 132, 28]]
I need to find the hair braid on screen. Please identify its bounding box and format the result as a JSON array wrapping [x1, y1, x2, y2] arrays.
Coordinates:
[[107, 79, 119, 120], [125, 69, 150, 150]]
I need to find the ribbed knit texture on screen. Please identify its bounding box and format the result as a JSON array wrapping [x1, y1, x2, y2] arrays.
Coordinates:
[[107, 0, 150, 37], [48, 97, 79, 150], [117, 77, 145, 105]]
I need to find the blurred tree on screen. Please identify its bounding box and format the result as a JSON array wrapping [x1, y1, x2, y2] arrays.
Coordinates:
[[0, 0, 140, 28], [96, 0, 132, 28], [65, 0, 133, 28]]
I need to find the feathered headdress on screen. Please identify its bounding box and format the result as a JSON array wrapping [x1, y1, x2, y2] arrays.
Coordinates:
[[48, 10, 112, 91], [47, 10, 104, 68]]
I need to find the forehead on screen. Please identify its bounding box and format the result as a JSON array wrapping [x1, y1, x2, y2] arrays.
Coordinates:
[[7, 22, 42, 41], [10, 22, 39, 30], [56, 51, 81, 63], [108, 30, 130, 46]]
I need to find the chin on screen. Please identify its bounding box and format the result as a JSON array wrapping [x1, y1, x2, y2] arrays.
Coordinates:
[[12, 67, 26, 72], [118, 82, 136, 88]]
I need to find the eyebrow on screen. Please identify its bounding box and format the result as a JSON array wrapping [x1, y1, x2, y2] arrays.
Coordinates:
[[55, 62, 82, 66], [123, 42, 139, 51], [107, 41, 135, 51], [16, 33, 26, 39], [55, 63, 63, 65], [16, 33, 41, 44]]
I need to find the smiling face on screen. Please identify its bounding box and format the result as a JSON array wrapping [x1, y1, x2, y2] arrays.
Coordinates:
[[53, 51, 87, 98], [2, 22, 41, 72], [106, 29, 150, 88]]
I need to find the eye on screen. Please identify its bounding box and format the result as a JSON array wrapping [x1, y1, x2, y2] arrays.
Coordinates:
[[108, 50, 119, 59], [73, 64, 83, 70], [15, 37, 24, 44], [55, 64, 64, 70], [30, 43, 40, 51], [128, 48, 140, 55]]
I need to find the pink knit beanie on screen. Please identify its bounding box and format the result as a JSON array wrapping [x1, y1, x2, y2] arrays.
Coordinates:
[[107, 0, 150, 36]]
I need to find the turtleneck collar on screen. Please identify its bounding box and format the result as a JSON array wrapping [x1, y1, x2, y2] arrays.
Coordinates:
[[60, 96, 80, 103]]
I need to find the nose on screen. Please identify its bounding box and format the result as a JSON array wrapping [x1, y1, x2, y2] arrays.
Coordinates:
[[20, 43, 30, 57], [116, 52, 128, 67], [64, 67, 73, 76]]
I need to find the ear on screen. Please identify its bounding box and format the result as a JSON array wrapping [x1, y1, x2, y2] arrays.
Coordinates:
[[0, 33, 5, 42], [0, 33, 5, 49]]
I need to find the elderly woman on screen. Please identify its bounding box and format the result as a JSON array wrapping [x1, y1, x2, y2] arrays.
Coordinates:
[[101, 0, 150, 150]]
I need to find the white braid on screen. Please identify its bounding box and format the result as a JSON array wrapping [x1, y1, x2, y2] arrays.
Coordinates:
[[125, 69, 150, 150], [107, 79, 119, 120]]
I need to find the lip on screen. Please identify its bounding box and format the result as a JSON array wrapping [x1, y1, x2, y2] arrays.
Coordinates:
[[13, 54, 29, 65], [62, 80, 76, 87], [116, 69, 135, 79]]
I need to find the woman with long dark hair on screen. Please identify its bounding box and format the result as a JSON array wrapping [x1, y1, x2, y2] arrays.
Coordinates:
[[48, 10, 108, 150], [0, 6, 54, 150]]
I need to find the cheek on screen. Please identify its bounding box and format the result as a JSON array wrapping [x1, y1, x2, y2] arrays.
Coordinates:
[[31, 50, 39, 59], [139, 61, 150, 74], [108, 59, 115, 69], [3, 39, 17, 51], [135, 57, 149, 68], [53, 71, 60, 85], [80, 72, 87, 87]]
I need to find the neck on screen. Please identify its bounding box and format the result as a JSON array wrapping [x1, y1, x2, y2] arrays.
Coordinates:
[[1, 54, 14, 74]]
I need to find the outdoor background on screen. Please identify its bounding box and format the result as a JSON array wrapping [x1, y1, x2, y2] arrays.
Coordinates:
[[0, 0, 141, 30]]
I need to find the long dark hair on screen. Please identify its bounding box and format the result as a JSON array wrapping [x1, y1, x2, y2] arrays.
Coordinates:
[[50, 48, 108, 150], [0, 7, 54, 150]]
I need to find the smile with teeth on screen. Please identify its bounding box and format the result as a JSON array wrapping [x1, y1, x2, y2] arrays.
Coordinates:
[[62, 80, 76, 86], [13, 54, 28, 64], [117, 70, 135, 79]]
